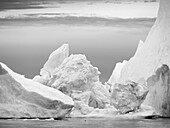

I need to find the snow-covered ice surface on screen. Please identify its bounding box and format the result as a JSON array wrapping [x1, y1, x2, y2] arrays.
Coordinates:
[[0, 62, 74, 106]]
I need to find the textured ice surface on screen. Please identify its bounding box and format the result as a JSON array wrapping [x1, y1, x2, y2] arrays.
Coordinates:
[[47, 54, 100, 94], [108, 60, 127, 85], [143, 64, 170, 117], [0, 62, 74, 118], [109, 0, 170, 84], [41, 44, 69, 77], [110, 81, 148, 114], [1, 62, 74, 106], [71, 104, 155, 118], [33, 44, 69, 84], [43, 54, 110, 115], [107, 0, 170, 117], [34, 44, 111, 116]]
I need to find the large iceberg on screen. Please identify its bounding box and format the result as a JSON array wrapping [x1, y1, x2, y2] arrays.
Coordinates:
[[34, 45, 111, 115], [109, 0, 170, 84], [108, 0, 170, 117], [0, 63, 74, 118]]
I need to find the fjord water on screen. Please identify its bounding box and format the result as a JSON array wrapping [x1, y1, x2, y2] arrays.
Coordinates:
[[0, 118, 170, 128]]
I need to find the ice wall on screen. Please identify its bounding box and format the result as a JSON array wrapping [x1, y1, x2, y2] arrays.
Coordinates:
[[109, 0, 170, 84]]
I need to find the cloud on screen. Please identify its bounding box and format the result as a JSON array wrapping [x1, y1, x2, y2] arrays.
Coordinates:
[[0, 0, 158, 10]]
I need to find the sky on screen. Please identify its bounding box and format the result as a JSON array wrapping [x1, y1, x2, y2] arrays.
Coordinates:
[[0, 0, 158, 10], [0, 0, 159, 83]]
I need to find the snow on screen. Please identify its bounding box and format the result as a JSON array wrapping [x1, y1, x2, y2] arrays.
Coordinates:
[[0, 62, 74, 106]]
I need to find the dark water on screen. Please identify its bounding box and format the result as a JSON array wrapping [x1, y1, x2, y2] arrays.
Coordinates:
[[0, 118, 170, 128]]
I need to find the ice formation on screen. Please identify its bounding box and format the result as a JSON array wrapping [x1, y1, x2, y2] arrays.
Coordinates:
[[109, 0, 170, 84], [108, 0, 170, 117], [33, 44, 69, 84], [108, 60, 127, 85], [0, 43, 156, 118], [143, 64, 170, 117], [33, 44, 155, 118], [34, 46, 111, 115], [47, 54, 100, 93], [0, 63, 74, 118], [2, 0, 168, 118], [110, 81, 148, 114]]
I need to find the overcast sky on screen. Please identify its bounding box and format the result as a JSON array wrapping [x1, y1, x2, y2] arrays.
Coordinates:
[[0, 0, 158, 10]]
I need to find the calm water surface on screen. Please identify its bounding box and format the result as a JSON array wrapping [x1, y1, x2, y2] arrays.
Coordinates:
[[0, 118, 170, 128]]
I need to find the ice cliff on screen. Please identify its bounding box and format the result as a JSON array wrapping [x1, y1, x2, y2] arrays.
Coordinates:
[[0, 63, 74, 118], [108, 0, 170, 85], [143, 64, 170, 117], [108, 0, 170, 117]]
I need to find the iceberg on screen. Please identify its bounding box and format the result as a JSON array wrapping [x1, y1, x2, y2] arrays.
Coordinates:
[[47, 54, 100, 94], [34, 44, 113, 116], [143, 64, 170, 117], [37, 53, 110, 115], [1, 0, 165, 119], [33, 44, 155, 118], [108, 0, 170, 117], [109, 0, 170, 84], [4, 0, 167, 118], [33, 44, 69, 84], [108, 60, 127, 85], [110, 81, 148, 114], [0, 63, 74, 118]]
